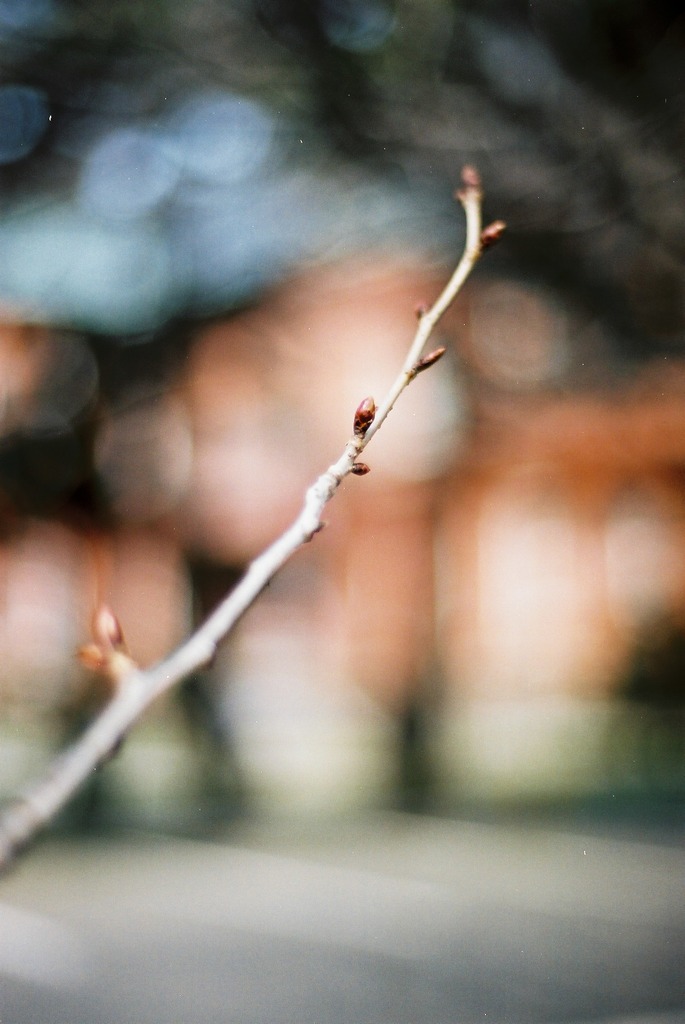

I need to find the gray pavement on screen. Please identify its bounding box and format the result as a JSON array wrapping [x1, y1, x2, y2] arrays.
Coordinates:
[[0, 813, 683, 1023]]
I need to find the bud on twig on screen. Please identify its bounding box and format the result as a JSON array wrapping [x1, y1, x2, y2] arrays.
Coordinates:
[[353, 396, 376, 437], [412, 346, 447, 377], [415, 302, 429, 320], [455, 164, 483, 203], [77, 643, 109, 673], [93, 605, 125, 652], [77, 604, 135, 683], [350, 462, 371, 476], [480, 220, 507, 250], [461, 164, 481, 190]]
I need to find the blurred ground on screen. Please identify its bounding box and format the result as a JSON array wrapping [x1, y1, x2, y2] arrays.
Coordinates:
[[0, 811, 683, 1024]]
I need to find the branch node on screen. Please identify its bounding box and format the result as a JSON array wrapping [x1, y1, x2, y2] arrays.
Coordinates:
[[306, 521, 327, 541], [350, 462, 371, 476]]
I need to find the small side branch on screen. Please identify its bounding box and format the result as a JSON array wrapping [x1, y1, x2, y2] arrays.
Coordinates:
[[0, 166, 502, 874]]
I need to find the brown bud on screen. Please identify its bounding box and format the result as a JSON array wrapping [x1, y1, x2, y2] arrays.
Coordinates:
[[413, 346, 447, 376], [77, 643, 108, 672], [480, 220, 506, 250], [350, 462, 371, 476], [455, 164, 483, 204], [77, 644, 136, 683], [415, 302, 429, 320], [353, 396, 376, 436], [78, 604, 135, 683], [92, 604, 126, 653], [461, 164, 481, 190]]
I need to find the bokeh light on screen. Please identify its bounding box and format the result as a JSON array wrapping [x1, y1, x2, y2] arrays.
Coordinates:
[[77, 127, 180, 221], [0, 204, 171, 331], [320, 0, 395, 53], [164, 91, 274, 186], [0, 84, 49, 164], [0, 0, 56, 36]]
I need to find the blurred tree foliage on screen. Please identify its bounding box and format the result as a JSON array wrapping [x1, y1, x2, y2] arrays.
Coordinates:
[[0, 0, 683, 515]]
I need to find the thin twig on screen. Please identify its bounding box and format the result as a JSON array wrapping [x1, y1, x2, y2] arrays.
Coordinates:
[[0, 167, 500, 873]]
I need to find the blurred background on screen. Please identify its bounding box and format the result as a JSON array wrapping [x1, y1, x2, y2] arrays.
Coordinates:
[[0, 2, 684, 1021]]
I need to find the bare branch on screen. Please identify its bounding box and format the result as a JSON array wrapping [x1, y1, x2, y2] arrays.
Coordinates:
[[361, 169, 484, 446], [0, 167, 500, 874]]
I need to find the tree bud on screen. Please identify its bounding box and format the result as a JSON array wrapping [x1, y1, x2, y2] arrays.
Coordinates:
[[455, 164, 483, 204], [93, 605, 126, 652], [77, 643, 108, 672], [413, 346, 447, 376], [461, 164, 481, 190], [480, 220, 507, 250], [353, 396, 376, 436]]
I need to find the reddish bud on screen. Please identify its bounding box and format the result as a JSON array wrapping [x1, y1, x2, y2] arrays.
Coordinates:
[[77, 643, 108, 672], [455, 164, 483, 204], [93, 604, 126, 653], [480, 220, 507, 250], [413, 346, 447, 376], [78, 604, 135, 683], [350, 462, 371, 476], [353, 396, 376, 436], [461, 164, 481, 190]]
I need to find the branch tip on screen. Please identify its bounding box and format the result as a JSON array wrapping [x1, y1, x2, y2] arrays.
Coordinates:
[[455, 164, 483, 206], [460, 164, 481, 191], [353, 396, 376, 437]]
